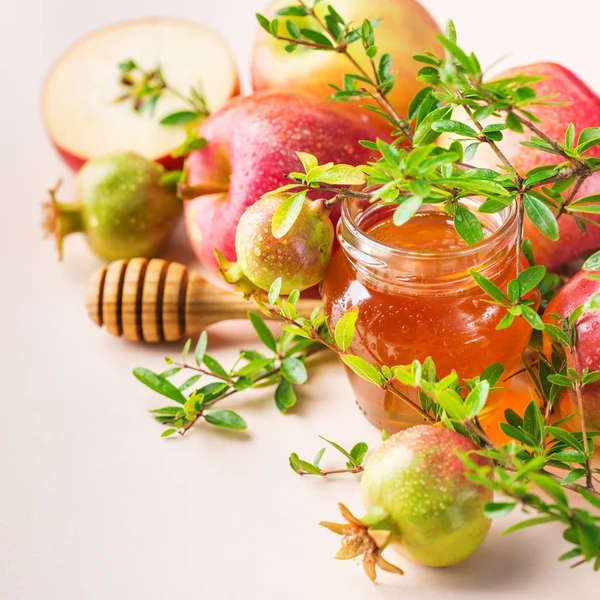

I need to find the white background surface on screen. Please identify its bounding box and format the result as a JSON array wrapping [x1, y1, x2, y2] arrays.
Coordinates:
[[2, 1, 600, 598]]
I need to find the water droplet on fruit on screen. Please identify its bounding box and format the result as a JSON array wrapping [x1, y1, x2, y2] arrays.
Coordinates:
[[253, 247, 261, 257]]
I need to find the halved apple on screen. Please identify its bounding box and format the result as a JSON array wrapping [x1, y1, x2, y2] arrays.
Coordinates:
[[43, 18, 240, 170]]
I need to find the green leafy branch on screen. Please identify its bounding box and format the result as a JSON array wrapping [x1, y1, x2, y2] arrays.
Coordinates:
[[256, 0, 411, 138], [259, 9, 600, 285], [255, 282, 600, 568], [133, 314, 324, 437], [116, 58, 210, 127], [289, 436, 368, 476]]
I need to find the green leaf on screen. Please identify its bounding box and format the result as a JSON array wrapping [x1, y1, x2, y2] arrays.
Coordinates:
[[179, 374, 202, 392], [464, 380, 489, 418], [469, 270, 507, 302], [517, 265, 546, 295], [295, 151, 318, 173], [565, 123, 575, 148], [569, 204, 600, 215], [581, 488, 600, 510], [431, 120, 478, 138], [195, 331, 208, 367], [530, 473, 568, 506], [248, 311, 277, 353], [393, 195, 423, 226], [502, 516, 556, 535], [133, 368, 187, 405], [281, 357, 308, 384], [159, 111, 200, 126], [118, 59, 136, 73], [437, 35, 474, 73], [181, 338, 192, 362], [523, 400, 544, 443], [583, 250, 600, 271], [289, 453, 322, 475], [268, 278, 282, 305], [311, 164, 365, 185], [350, 442, 369, 466], [496, 312, 515, 330], [520, 304, 545, 330], [334, 306, 359, 351], [524, 194, 559, 241], [551, 449, 587, 463], [413, 105, 453, 145], [150, 406, 183, 416], [340, 355, 383, 386], [408, 86, 433, 121], [204, 409, 247, 430], [300, 28, 333, 47], [481, 363, 504, 386], [276, 5, 309, 16], [313, 447, 326, 467], [319, 436, 357, 466], [437, 388, 466, 420], [547, 374, 574, 387], [454, 203, 484, 245], [161, 428, 178, 438], [499, 422, 535, 446], [275, 379, 297, 413], [544, 324, 570, 347], [484, 502, 516, 518], [203, 355, 230, 380], [256, 13, 271, 33], [378, 53, 392, 84], [577, 127, 600, 153], [160, 367, 182, 378], [159, 170, 182, 192], [561, 468, 587, 485], [271, 191, 307, 239]]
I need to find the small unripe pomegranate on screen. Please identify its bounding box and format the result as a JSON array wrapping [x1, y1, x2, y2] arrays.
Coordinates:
[[543, 270, 600, 429], [360, 426, 492, 567], [322, 426, 492, 580], [42, 152, 181, 261], [235, 194, 334, 294]]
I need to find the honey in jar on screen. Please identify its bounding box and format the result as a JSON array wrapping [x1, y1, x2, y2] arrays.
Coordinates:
[[321, 198, 536, 441]]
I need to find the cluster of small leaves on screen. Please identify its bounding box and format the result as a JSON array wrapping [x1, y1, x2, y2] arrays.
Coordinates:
[[256, 2, 397, 118], [265, 151, 366, 238], [258, 10, 600, 254], [463, 403, 600, 569], [290, 436, 368, 475], [133, 312, 321, 437], [469, 265, 550, 331], [116, 58, 210, 127], [260, 287, 600, 569]]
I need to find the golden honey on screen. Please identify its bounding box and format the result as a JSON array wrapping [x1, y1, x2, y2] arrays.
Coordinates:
[[322, 198, 536, 441]]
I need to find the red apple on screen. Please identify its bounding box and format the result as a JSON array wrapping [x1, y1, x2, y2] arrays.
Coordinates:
[[543, 270, 600, 429], [251, 0, 442, 132], [183, 90, 388, 286], [43, 18, 240, 171], [459, 63, 600, 270]]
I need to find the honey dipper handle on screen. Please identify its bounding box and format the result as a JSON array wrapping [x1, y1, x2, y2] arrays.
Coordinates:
[[86, 258, 320, 343]]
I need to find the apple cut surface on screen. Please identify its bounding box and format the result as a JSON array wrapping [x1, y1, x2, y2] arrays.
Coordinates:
[[43, 18, 240, 170]]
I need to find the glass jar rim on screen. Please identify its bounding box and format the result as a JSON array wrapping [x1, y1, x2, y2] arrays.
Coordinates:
[[340, 196, 518, 260]]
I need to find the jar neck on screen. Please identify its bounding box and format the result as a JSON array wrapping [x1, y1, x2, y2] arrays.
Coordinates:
[[338, 197, 518, 295]]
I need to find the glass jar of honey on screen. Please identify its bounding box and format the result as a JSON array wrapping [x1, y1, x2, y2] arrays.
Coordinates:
[[321, 197, 536, 440]]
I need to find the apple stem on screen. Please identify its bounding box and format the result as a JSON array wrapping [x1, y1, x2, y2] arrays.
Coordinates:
[[177, 182, 229, 200], [41, 180, 85, 261]]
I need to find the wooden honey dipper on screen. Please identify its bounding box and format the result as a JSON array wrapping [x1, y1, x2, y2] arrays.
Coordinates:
[[85, 258, 319, 343]]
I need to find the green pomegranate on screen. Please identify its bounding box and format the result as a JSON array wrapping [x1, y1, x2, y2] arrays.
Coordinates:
[[361, 425, 492, 567], [234, 194, 334, 294], [43, 152, 181, 261], [323, 425, 492, 580]]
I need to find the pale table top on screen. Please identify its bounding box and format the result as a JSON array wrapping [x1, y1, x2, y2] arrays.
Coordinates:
[[2, 0, 600, 597]]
